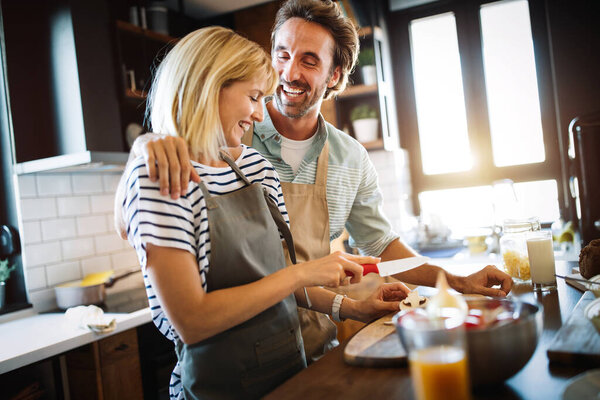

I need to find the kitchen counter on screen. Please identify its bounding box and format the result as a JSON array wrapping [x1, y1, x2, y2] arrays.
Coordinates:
[[0, 306, 152, 374], [266, 260, 588, 400]]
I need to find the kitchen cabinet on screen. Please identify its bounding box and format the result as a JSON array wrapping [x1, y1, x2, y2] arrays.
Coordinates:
[[64, 328, 143, 399], [112, 19, 177, 149], [1, 0, 129, 174], [326, 26, 400, 151]]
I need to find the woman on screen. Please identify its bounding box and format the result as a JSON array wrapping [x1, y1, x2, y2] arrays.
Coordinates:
[[116, 26, 409, 399]]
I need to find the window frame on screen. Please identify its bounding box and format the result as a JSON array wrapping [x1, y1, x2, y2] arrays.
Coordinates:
[[389, 0, 564, 220]]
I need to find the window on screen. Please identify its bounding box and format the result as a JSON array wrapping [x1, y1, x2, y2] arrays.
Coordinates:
[[390, 0, 562, 232]]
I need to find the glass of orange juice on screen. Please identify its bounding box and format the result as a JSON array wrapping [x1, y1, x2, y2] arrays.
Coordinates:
[[394, 310, 471, 400]]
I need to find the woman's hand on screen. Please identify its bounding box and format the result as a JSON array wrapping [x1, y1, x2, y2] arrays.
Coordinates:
[[345, 282, 411, 323], [132, 133, 201, 199], [292, 251, 379, 288]]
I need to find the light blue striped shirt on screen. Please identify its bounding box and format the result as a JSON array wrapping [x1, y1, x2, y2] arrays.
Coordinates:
[[252, 98, 399, 256]]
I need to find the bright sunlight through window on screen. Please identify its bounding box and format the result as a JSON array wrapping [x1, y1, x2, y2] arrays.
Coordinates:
[[419, 180, 560, 231], [480, 0, 545, 167], [410, 13, 472, 175]]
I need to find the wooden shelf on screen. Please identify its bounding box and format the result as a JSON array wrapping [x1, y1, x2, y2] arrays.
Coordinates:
[[338, 84, 378, 99], [116, 20, 176, 44], [125, 88, 147, 99], [358, 26, 373, 37], [360, 138, 384, 150]]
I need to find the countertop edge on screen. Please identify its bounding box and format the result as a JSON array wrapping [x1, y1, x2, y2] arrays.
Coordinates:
[[0, 307, 152, 374]]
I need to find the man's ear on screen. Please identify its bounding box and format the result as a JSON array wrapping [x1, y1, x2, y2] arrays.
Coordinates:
[[327, 66, 342, 88]]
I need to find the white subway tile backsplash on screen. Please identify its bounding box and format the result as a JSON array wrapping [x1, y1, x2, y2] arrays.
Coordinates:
[[16, 156, 414, 313], [25, 267, 47, 291], [36, 174, 72, 196], [57, 196, 90, 216], [110, 250, 140, 270], [24, 242, 62, 267], [41, 218, 77, 241], [102, 173, 122, 193], [77, 215, 108, 236], [105, 215, 120, 238], [46, 260, 81, 286], [91, 194, 115, 214], [21, 221, 42, 244], [95, 233, 127, 254], [28, 288, 58, 313], [20, 198, 57, 221], [17, 170, 145, 311], [72, 174, 103, 194], [81, 255, 113, 276], [18, 175, 37, 197], [61, 238, 95, 260]]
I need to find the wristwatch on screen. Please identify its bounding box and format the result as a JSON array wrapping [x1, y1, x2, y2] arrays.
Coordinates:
[[331, 294, 347, 322]]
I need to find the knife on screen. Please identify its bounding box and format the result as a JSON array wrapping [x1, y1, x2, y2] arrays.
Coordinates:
[[348, 256, 430, 277]]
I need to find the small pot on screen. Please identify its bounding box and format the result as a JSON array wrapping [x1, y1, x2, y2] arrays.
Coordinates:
[[54, 268, 139, 310]]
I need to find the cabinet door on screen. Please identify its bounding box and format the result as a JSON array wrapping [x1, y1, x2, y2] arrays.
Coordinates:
[[373, 26, 400, 151], [65, 329, 143, 400], [99, 329, 144, 400]]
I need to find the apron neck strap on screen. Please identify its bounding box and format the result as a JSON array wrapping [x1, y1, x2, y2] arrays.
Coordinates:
[[314, 140, 329, 186], [219, 149, 252, 186], [198, 183, 218, 209]]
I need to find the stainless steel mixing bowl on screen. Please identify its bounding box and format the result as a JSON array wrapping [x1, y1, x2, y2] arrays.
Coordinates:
[[466, 297, 543, 386]]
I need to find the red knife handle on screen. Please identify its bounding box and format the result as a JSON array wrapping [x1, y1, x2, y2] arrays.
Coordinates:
[[346, 264, 379, 277]]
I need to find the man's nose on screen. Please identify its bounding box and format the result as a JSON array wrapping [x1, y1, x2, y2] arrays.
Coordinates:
[[282, 59, 300, 83]]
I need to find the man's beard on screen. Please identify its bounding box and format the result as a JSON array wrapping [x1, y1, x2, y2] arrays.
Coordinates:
[[273, 78, 328, 119]]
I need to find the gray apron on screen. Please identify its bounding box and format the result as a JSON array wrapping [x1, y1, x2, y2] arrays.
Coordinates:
[[175, 151, 306, 400], [242, 128, 338, 363]]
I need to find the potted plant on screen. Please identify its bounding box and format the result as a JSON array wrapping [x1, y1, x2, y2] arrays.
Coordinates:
[[0, 258, 16, 309], [350, 104, 379, 143], [357, 47, 376, 85]]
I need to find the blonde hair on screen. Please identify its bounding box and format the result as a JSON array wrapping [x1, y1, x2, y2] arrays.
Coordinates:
[[147, 26, 278, 162]]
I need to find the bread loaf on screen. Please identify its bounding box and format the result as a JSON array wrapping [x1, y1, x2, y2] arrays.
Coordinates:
[[579, 239, 600, 279]]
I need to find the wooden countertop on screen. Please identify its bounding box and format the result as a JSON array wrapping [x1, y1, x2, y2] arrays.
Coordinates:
[[265, 261, 588, 400]]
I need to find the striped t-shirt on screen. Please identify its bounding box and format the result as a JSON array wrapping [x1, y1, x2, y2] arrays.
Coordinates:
[[252, 98, 399, 256], [121, 145, 288, 400]]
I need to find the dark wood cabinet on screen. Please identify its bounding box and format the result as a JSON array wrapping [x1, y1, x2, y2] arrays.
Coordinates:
[[64, 328, 144, 400]]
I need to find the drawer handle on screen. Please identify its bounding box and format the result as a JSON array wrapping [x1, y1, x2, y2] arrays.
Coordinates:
[[115, 343, 129, 352]]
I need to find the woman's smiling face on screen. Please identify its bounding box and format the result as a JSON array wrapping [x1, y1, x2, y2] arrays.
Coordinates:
[[218, 77, 267, 146]]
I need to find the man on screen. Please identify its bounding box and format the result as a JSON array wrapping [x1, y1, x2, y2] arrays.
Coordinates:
[[126, 0, 513, 360]]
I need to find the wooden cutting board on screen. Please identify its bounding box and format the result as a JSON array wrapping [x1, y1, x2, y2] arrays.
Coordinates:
[[547, 290, 600, 365], [343, 312, 406, 367]]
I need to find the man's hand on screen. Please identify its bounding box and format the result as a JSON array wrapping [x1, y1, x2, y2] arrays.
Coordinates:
[[349, 282, 411, 323], [132, 133, 201, 199], [456, 265, 514, 297]]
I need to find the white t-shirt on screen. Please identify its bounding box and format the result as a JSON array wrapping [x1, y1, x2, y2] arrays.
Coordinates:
[[280, 134, 317, 175]]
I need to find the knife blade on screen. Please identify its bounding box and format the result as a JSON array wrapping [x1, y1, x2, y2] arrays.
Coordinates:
[[349, 256, 430, 277]]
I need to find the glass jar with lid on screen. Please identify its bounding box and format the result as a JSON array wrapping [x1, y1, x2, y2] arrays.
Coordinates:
[[500, 217, 541, 282]]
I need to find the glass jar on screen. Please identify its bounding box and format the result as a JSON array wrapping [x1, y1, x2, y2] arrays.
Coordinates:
[[499, 217, 541, 282]]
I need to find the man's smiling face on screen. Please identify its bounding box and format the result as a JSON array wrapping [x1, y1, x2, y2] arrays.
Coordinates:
[[272, 18, 340, 119]]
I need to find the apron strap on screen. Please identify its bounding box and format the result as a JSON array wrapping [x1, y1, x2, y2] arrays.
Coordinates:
[[219, 149, 253, 186], [262, 190, 297, 265], [198, 182, 218, 209], [314, 140, 329, 187], [218, 147, 298, 265]]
